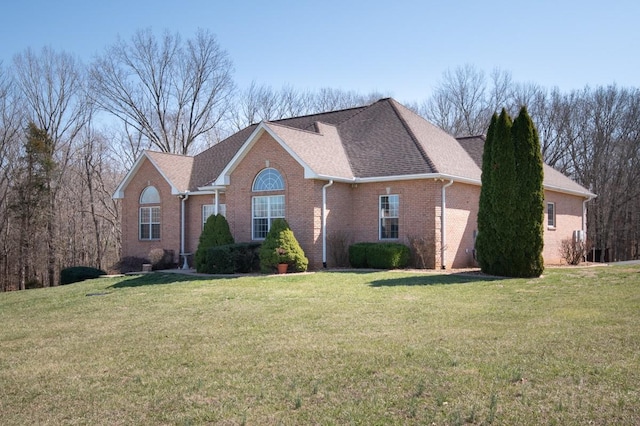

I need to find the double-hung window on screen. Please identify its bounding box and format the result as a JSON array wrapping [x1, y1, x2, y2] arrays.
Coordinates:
[[139, 186, 160, 240], [252, 168, 285, 240], [380, 194, 399, 239], [547, 202, 556, 228], [252, 195, 285, 239]]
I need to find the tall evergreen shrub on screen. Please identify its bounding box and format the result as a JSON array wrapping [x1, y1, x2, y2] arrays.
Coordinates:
[[512, 106, 544, 277], [477, 107, 545, 278], [476, 113, 498, 273], [195, 214, 234, 273], [488, 109, 516, 276]]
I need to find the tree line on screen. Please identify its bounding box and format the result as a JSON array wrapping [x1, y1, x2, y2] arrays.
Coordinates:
[[0, 29, 638, 290]]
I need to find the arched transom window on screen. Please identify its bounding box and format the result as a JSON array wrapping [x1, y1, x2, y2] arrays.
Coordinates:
[[252, 168, 285, 192], [252, 168, 285, 239], [140, 186, 160, 204], [139, 186, 160, 240]]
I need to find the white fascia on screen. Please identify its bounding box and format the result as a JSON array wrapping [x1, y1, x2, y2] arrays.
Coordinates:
[[112, 151, 182, 199], [542, 184, 597, 199], [213, 122, 318, 186], [340, 173, 481, 186]]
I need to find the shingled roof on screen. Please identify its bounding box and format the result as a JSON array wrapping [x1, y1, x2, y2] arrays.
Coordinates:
[[457, 135, 595, 197], [114, 98, 594, 198]]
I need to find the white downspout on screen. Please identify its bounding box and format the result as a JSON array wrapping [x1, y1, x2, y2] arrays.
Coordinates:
[[322, 180, 334, 268], [582, 196, 593, 232], [180, 191, 190, 269], [583, 195, 594, 262], [441, 180, 454, 270]]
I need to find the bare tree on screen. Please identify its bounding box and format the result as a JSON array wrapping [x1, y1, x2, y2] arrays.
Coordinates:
[[13, 47, 88, 287], [0, 63, 23, 290], [228, 84, 387, 131], [90, 28, 235, 155], [424, 64, 494, 136]]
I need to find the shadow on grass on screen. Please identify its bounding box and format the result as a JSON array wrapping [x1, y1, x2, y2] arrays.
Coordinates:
[[108, 272, 239, 288], [369, 272, 505, 287]]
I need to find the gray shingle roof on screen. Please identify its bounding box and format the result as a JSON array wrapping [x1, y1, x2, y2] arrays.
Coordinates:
[[135, 98, 593, 198], [456, 135, 595, 197]]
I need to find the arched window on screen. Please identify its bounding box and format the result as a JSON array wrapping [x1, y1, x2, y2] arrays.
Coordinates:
[[252, 168, 285, 192], [251, 168, 285, 239], [140, 186, 160, 204], [139, 186, 160, 240]]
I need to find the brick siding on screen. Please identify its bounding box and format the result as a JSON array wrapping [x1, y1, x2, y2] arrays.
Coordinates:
[[120, 140, 588, 270]]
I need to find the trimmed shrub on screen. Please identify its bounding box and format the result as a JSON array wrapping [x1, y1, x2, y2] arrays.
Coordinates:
[[149, 248, 175, 270], [233, 242, 262, 273], [349, 242, 375, 268], [197, 242, 262, 274], [368, 243, 410, 269], [195, 214, 234, 273], [199, 245, 235, 274], [60, 266, 107, 285], [348, 242, 410, 269], [259, 218, 308, 273]]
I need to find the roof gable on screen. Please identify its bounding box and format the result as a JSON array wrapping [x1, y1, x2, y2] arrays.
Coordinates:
[[113, 151, 193, 199]]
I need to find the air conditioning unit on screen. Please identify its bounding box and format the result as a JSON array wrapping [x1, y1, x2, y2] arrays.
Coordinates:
[[573, 230, 585, 242]]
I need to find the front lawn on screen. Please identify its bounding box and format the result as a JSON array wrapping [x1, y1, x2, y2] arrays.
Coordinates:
[[1, 266, 639, 424]]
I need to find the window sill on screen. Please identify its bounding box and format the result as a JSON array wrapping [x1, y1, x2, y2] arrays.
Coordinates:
[[547, 226, 556, 231]]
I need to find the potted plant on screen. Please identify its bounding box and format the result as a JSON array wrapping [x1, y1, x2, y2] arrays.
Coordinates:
[[275, 247, 289, 274]]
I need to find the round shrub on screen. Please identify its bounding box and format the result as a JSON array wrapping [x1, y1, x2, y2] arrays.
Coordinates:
[[60, 266, 107, 285]]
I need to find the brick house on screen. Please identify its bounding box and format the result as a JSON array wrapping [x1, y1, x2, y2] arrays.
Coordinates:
[[113, 98, 595, 269]]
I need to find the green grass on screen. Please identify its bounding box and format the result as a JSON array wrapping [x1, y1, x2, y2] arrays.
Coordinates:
[[1, 265, 639, 425]]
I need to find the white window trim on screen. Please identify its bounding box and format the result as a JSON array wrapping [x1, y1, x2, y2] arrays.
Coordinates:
[[252, 195, 285, 240], [547, 202, 556, 229], [139, 206, 161, 240], [252, 168, 285, 192], [379, 194, 399, 240]]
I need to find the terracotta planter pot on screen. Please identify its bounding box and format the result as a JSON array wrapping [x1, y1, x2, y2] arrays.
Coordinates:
[[277, 263, 288, 274]]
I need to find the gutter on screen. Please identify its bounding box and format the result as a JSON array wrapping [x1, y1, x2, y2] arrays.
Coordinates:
[[441, 179, 454, 269], [322, 180, 334, 268], [179, 191, 190, 269]]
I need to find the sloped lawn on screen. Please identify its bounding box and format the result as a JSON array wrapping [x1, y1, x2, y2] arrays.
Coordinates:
[[1, 265, 639, 424]]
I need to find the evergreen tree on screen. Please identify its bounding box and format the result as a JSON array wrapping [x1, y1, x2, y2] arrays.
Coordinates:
[[488, 109, 516, 275], [512, 106, 545, 277], [476, 113, 498, 273], [10, 123, 55, 289], [194, 214, 234, 272], [259, 218, 308, 273]]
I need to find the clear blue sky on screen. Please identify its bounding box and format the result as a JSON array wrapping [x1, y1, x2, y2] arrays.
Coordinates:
[[1, 0, 638, 104]]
